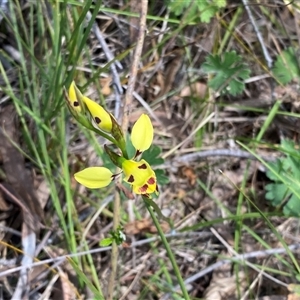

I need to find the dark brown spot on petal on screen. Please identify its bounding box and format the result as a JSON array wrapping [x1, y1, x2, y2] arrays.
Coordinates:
[[128, 175, 134, 183], [156, 185, 159, 192], [95, 117, 101, 124], [147, 177, 155, 185], [73, 101, 79, 107], [139, 184, 148, 193], [138, 163, 147, 169]]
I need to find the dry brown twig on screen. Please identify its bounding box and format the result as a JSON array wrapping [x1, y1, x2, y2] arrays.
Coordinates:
[[107, 1, 148, 299]]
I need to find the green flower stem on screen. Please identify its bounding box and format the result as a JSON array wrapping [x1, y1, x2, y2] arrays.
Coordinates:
[[117, 139, 129, 159], [90, 127, 118, 145], [144, 197, 190, 299], [107, 190, 121, 300], [93, 128, 128, 159]]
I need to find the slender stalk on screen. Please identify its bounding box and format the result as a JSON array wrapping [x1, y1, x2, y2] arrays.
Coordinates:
[[107, 193, 120, 299], [144, 199, 190, 300], [107, 1, 148, 299]]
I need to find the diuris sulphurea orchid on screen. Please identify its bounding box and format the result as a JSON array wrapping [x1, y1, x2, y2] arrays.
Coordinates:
[[66, 82, 159, 198], [74, 113, 158, 197], [74, 157, 158, 196]]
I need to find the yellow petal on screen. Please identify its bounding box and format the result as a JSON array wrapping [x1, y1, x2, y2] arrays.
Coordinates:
[[83, 96, 113, 133], [122, 159, 158, 195], [131, 114, 153, 152], [132, 180, 157, 195], [74, 167, 113, 189], [68, 81, 82, 112]]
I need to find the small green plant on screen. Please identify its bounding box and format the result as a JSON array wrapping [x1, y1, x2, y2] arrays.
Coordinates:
[[167, 0, 226, 23], [202, 51, 251, 96], [100, 226, 126, 247], [272, 47, 300, 85], [265, 140, 300, 216]]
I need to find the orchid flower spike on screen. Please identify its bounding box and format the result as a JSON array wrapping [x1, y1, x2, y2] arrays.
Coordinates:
[[73, 113, 158, 197]]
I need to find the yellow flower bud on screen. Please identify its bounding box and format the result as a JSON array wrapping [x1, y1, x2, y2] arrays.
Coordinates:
[[131, 114, 153, 153], [67, 81, 83, 113], [83, 96, 113, 133]]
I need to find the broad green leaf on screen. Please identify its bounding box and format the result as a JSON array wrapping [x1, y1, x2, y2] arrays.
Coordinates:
[[283, 194, 300, 217], [100, 237, 113, 247], [142, 145, 164, 166], [272, 47, 300, 85], [265, 183, 290, 206]]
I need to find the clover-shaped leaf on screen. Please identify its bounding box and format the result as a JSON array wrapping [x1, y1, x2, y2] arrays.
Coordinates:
[[283, 194, 300, 217], [265, 140, 300, 217], [155, 169, 170, 186], [202, 51, 250, 96], [168, 0, 226, 24]]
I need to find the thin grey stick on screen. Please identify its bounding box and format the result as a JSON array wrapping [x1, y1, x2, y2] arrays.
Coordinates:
[[11, 229, 36, 300], [242, 0, 273, 70], [0, 232, 211, 278], [89, 19, 123, 89], [175, 148, 276, 164], [190, 244, 300, 284], [86, 10, 122, 70]]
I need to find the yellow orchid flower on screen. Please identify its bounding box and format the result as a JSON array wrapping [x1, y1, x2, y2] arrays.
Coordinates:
[[73, 112, 158, 196], [74, 159, 158, 196], [131, 114, 153, 154]]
